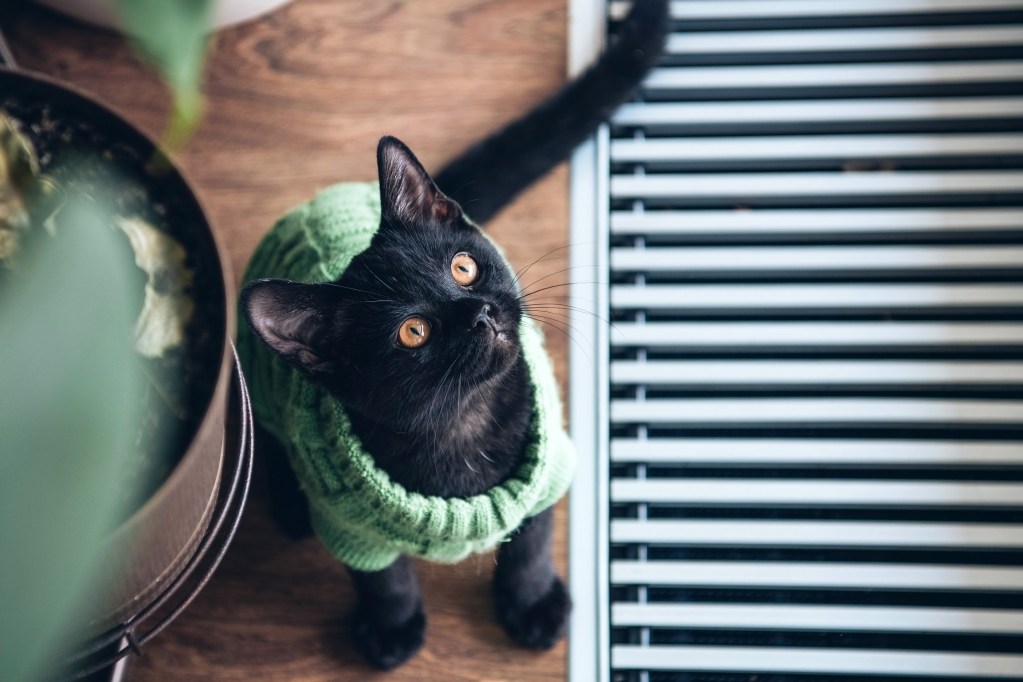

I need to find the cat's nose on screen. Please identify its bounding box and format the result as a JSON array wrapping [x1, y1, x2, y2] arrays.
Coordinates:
[[472, 304, 497, 333]]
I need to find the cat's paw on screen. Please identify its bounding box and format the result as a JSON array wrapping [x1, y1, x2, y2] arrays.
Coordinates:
[[495, 576, 572, 650], [351, 604, 426, 670]]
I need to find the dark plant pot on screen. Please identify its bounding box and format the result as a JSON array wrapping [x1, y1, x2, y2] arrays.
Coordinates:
[[0, 67, 237, 635], [87, 341, 233, 633]]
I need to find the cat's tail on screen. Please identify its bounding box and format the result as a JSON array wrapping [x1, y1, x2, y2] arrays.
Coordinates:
[[434, 0, 670, 224]]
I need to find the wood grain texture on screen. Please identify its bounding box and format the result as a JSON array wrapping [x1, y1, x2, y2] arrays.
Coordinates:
[[7, 0, 577, 679]]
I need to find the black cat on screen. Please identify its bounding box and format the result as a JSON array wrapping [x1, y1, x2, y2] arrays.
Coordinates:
[[240, 0, 668, 670]]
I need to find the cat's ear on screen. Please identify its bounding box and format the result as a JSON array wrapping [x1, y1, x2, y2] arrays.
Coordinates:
[[241, 279, 341, 377], [377, 136, 462, 228]]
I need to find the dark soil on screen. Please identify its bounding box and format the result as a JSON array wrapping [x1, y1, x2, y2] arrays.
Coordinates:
[[2, 95, 226, 514]]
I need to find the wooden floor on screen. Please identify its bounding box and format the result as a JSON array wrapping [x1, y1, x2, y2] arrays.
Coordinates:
[[7, 1, 574, 679]]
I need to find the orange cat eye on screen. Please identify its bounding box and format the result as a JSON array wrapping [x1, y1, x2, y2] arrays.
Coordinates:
[[451, 252, 478, 286], [397, 316, 431, 348]]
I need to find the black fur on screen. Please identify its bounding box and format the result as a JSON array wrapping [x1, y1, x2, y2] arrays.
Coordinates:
[[242, 0, 668, 670]]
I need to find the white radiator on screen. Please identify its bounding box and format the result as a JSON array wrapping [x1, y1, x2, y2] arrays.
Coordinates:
[[567, 2, 1023, 681]]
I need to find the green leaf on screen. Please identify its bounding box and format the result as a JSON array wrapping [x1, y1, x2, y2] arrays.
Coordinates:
[[0, 199, 143, 681], [110, 0, 215, 149]]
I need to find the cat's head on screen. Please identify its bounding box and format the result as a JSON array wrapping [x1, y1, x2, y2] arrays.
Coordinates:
[[242, 136, 523, 432]]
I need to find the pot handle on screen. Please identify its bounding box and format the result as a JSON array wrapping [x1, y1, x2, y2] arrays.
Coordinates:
[[0, 27, 16, 69]]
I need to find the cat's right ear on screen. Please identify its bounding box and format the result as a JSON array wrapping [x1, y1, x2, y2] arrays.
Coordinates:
[[241, 279, 341, 377], [377, 136, 462, 229]]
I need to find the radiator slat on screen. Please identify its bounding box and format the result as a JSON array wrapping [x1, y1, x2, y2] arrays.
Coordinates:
[[612, 603, 1023, 633], [611, 321, 1023, 346], [611, 171, 1023, 199], [611, 246, 1023, 271], [612, 135, 1023, 163], [610, 519, 1023, 547], [611, 360, 1023, 384], [666, 26, 1023, 53], [610, 209, 1023, 234], [611, 398, 1023, 424], [612, 645, 1023, 677], [611, 561, 1023, 589], [615, 98, 1023, 127], [611, 283, 1023, 309], [646, 62, 1023, 90], [609, 0, 1023, 20], [610, 439, 1023, 463], [611, 479, 1023, 506]]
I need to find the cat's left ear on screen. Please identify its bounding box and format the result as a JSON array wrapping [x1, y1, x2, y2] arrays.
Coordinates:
[[377, 136, 463, 229], [241, 279, 342, 377]]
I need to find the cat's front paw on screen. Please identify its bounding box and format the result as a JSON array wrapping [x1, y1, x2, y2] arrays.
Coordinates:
[[351, 603, 426, 670], [494, 576, 572, 650]]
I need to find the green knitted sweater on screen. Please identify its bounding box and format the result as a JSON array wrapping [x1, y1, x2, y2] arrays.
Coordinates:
[[238, 182, 576, 571]]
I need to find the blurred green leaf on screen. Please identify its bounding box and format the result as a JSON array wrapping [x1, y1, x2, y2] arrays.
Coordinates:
[[111, 0, 215, 149], [0, 199, 142, 681]]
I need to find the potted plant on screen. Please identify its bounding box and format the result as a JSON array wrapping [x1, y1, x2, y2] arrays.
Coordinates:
[[0, 120, 141, 682], [0, 21, 237, 678]]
